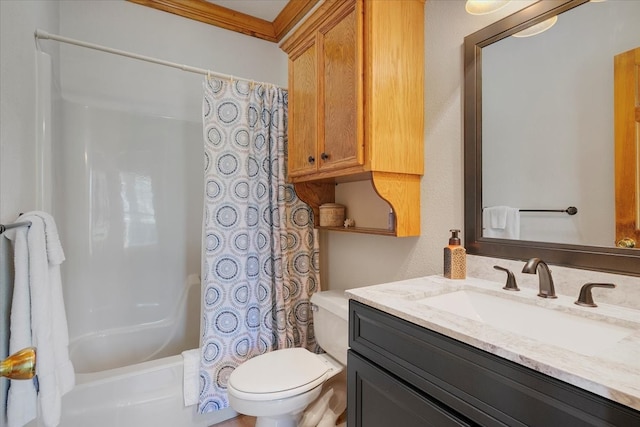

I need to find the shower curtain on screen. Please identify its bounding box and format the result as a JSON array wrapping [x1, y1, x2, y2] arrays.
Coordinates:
[[199, 77, 320, 412]]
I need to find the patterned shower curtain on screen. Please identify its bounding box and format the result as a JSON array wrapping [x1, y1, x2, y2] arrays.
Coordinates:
[[198, 77, 320, 412]]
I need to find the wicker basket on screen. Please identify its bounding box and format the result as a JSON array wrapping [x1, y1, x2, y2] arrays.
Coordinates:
[[319, 203, 346, 227]]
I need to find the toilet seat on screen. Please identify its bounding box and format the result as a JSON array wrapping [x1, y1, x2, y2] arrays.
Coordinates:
[[227, 348, 329, 401]]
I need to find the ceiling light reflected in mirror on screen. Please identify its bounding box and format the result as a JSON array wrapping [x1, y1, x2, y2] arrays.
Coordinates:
[[512, 15, 558, 38], [465, 0, 512, 16]]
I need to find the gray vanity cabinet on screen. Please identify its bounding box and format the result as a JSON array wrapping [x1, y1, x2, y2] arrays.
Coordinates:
[[347, 300, 640, 427]]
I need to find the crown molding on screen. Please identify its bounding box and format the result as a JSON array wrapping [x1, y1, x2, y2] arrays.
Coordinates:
[[127, 0, 321, 43]]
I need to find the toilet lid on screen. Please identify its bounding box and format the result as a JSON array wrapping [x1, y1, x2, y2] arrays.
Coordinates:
[[228, 348, 329, 401]]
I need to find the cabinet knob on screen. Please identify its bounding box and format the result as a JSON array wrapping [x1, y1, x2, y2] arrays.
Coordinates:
[[308, 156, 315, 164], [321, 152, 330, 161]]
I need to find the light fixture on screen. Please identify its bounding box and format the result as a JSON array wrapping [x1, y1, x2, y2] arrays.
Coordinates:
[[465, 0, 511, 16], [512, 15, 558, 38]]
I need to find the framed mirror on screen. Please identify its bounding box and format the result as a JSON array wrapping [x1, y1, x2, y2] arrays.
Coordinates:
[[464, 0, 640, 276]]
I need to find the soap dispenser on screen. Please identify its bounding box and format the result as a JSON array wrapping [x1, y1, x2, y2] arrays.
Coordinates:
[[444, 229, 466, 279]]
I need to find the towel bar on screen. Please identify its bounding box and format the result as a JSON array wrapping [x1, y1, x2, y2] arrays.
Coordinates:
[[519, 206, 578, 215], [483, 206, 578, 215], [0, 220, 32, 235]]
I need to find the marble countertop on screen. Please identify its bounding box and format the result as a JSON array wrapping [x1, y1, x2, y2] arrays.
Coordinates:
[[345, 275, 640, 411]]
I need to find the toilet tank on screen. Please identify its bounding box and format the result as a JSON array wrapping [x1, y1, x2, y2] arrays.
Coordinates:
[[310, 290, 349, 366]]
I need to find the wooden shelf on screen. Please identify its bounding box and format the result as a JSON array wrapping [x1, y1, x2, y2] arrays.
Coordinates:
[[292, 172, 421, 237], [318, 226, 396, 236]]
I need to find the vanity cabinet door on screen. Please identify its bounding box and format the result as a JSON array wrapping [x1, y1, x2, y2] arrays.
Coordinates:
[[349, 300, 640, 427], [347, 350, 475, 427]]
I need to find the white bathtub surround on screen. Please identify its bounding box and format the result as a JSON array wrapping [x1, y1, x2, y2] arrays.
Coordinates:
[[199, 77, 320, 412], [5, 212, 74, 427], [346, 275, 640, 411], [34, 49, 215, 425]]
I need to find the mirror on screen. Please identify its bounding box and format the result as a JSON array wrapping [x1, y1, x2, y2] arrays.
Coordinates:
[[464, 0, 640, 276]]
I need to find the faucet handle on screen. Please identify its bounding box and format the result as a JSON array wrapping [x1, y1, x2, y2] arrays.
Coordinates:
[[493, 265, 519, 291], [574, 283, 615, 307]]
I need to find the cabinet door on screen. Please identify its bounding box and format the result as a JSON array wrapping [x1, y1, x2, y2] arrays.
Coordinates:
[[348, 351, 475, 427], [288, 41, 318, 178], [350, 300, 640, 427], [318, 5, 363, 172]]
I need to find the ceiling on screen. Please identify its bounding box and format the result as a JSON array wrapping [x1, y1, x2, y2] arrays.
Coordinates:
[[205, 1, 289, 21]]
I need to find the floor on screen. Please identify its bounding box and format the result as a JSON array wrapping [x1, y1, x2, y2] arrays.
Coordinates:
[[211, 413, 347, 427], [211, 415, 256, 427]]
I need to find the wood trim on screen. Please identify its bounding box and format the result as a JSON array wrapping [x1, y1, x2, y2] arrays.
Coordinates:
[[127, 0, 320, 43], [293, 181, 335, 223], [274, 0, 322, 42], [281, 0, 351, 54], [127, 0, 275, 41], [371, 172, 421, 237], [614, 47, 640, 247]]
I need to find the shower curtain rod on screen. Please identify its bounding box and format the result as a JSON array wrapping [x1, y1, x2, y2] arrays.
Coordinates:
[[34, 29, 284, 89]]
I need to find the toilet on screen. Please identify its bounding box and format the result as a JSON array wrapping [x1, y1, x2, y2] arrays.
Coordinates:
[[227, 290, 348, 427]]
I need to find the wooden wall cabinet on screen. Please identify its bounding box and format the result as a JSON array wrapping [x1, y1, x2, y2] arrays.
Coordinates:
[[280, 0, 424, 237]]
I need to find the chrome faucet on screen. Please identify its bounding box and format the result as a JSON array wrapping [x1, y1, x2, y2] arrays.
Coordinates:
[[522, 258, 557, 298]]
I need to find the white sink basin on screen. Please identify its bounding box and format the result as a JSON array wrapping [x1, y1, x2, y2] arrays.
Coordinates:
[[417, 290, 634, 357]]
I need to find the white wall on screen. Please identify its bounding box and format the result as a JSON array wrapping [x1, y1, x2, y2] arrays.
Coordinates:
[[0, 1, 59, 223]]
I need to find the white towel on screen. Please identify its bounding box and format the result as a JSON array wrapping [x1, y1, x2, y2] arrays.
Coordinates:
[[5, 212, 75, 427], [301, 373, 347, 427], [182, 349, 200, 406], [5, 227, 38, 427], [299, 389, 334, 427], [483, 206, 520, 239]]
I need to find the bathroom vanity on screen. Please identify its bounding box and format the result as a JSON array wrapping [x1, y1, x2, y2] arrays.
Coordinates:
[[346, 276, 640, 426]]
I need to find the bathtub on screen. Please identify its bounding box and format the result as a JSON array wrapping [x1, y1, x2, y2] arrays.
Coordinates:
[[25, 274, 235, 427], [49, 354, 235, 427]]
